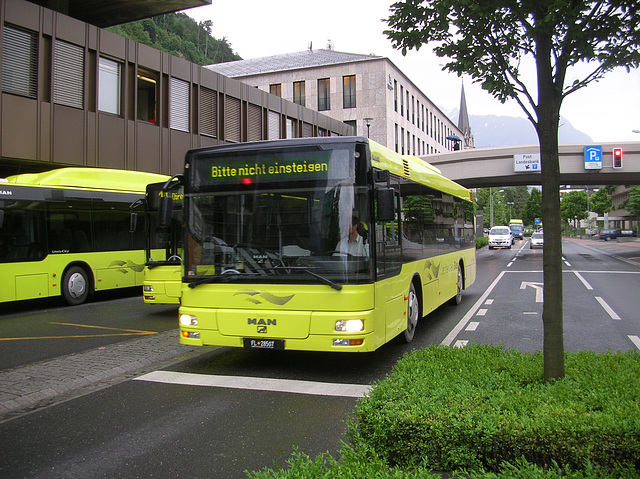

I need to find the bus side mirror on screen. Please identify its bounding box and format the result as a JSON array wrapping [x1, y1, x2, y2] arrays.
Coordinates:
[[376, 188, 395, 222], [159, 195, 173, 227], [129, 212, 138, 233]]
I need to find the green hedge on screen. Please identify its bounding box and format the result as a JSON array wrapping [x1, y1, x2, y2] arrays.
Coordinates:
[[476, 237, 489, 249], [349, 345, 640, 474], [246, 345, 639, 478]]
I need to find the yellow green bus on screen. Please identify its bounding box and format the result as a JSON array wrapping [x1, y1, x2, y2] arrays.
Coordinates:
[[0, 167, 168, 305], [140, 179, 183, 305], [170, 137, 476, 352]]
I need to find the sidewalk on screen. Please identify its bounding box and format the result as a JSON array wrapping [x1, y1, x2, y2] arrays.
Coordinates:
[[564, 235, 640, 267], [0, 330, 207, 423]]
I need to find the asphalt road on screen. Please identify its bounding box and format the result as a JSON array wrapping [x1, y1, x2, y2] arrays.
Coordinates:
[[0, 237, 638, 478]]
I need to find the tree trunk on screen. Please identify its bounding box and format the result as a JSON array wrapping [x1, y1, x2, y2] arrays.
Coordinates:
[[535, 32, 565, 381]]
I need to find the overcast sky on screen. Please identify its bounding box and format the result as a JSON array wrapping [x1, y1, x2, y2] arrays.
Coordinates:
[[183, 0, 640, 143]]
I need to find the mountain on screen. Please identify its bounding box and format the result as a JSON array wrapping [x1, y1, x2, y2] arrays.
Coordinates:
[[469, 114, 593, 148], [107, 13, 242, 65], [445, 108, 593, 147]]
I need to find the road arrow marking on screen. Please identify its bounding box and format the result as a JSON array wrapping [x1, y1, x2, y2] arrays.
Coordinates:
[[454, 340, 469, 348], [520, 281, 544, 302]]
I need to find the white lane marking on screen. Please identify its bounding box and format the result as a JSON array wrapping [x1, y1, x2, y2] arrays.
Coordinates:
[[573, 271, 593, 290], [454, 340, 469, 348], [476, 309, 488, 316], [595, 297, 621, 320], [466, 322, 479, 331], [484, 299, 494, 305], [523, 312, 538, 315], [628, 336, 640, 351], [442, 271, 505, 346], [520, 281, 544, 302], [135, 371, 371, 398]]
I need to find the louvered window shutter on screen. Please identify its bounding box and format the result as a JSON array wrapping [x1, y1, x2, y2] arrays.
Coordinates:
[[169, 77, 189, 132], [54, 40, 84, 109], [2, 25, 37, 98]]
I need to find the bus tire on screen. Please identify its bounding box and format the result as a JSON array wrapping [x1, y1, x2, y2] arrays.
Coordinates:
[[449, 264, 463, 306], [403, 282, 420, 343], [62, 266, 90, 305]]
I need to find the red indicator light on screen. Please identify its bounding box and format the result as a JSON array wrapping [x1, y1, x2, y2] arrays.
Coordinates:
[[613, 148, 622, 168], [241, 178, 253, 185]]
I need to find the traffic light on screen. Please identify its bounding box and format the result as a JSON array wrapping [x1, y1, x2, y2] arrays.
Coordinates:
[[613, 148, 622, 168]]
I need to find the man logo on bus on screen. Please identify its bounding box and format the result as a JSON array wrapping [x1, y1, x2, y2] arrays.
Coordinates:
[[248, 318, 277, 326]]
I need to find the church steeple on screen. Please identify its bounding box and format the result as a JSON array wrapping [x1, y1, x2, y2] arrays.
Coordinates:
[[457, 82, 474, 149]]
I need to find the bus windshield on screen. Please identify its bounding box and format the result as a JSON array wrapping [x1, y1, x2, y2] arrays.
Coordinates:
[[185, 143, 373, 287], [145, 181, 183, 268]]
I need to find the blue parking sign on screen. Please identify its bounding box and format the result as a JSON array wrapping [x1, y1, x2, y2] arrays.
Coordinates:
[[584, 146, 602, 170]]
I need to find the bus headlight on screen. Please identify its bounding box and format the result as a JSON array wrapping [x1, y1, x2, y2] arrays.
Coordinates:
[[335, 319, 364, 332], [180, 314, 198, 326], [143, 285, 154, 292]]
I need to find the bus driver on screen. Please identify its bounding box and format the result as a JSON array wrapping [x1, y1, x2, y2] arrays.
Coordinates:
[[335, 216, 369, 257]]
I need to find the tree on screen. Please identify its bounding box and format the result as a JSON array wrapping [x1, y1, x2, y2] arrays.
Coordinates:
[[589, 187, 612, 216], [522, 188, 542, 227], [626, 185, 640, 233], [560, 190, 588, 230], [385, 1, 640, 381]]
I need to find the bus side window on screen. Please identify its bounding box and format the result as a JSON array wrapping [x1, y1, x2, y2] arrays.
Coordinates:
[[375, 188, 401, 277]]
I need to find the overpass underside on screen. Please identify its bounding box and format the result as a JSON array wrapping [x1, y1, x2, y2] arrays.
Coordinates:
[[424, 142, 640, 188]]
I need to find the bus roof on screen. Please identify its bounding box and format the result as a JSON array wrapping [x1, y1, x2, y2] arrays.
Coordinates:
[[368, 139, 471, 202], [4, 167, 168, 194]]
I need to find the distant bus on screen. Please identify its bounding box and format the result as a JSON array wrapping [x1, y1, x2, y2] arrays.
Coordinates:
[[509, 219, 524, 240], [140, 179, 183, 305], [168, 136, 476, 352], [0, 167, 168, 305]]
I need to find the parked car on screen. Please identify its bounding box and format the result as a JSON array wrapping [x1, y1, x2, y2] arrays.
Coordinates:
[[530, 231, 544, 249], [488, 226, 512, 249], [599, 229, 620, 241]]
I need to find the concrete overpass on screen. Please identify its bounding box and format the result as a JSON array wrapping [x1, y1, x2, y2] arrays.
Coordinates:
[[424, 141, 640, 188]]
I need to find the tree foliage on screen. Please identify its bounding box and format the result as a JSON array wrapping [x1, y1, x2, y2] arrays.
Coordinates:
[[589, 187, 612, 216], [522, 188, 542, 226], [385, 0, 640, 381], [560, 190, 588, 224], [107, 12, 242, 65]]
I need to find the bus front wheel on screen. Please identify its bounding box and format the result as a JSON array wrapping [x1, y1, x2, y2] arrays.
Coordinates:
[[403, 283, 420, 343], [62, 266, 90, 305]]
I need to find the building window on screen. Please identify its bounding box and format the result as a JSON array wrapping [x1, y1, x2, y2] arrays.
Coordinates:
[[2, 25, 37, 98], [169, 77, 189, 132], [268, 110, 280, 139], [412, 96, 415, 124], [344, 120, 357, 135], [393, 80, 398, 112], [54, 40, 84, 109], [406, 91, 410, 120], [269, 84, 281, 97], [401, 127, 405, 154], [394, 124, 399, 153], [200, 87, 217, 138], [137, 69, 157, 123], [225, 96, 241, 142], [343, 75, 356, 109], [293, 81, 305, 106], [98, 57, 121, 115], [318, 78, 330, 111], [400, 86, 404, 116]]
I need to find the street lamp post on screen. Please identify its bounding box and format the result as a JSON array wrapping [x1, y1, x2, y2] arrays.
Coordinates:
[[490, 188, 505, 227], [364, 117, 373, 138], [507, 201, 514, 221]]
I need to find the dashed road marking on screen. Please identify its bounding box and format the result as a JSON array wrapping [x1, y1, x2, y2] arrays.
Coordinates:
[[595, 297, 621, 320]]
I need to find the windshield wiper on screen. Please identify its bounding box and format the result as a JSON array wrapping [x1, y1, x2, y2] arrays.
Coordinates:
[[271, 266, 342, 291]]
